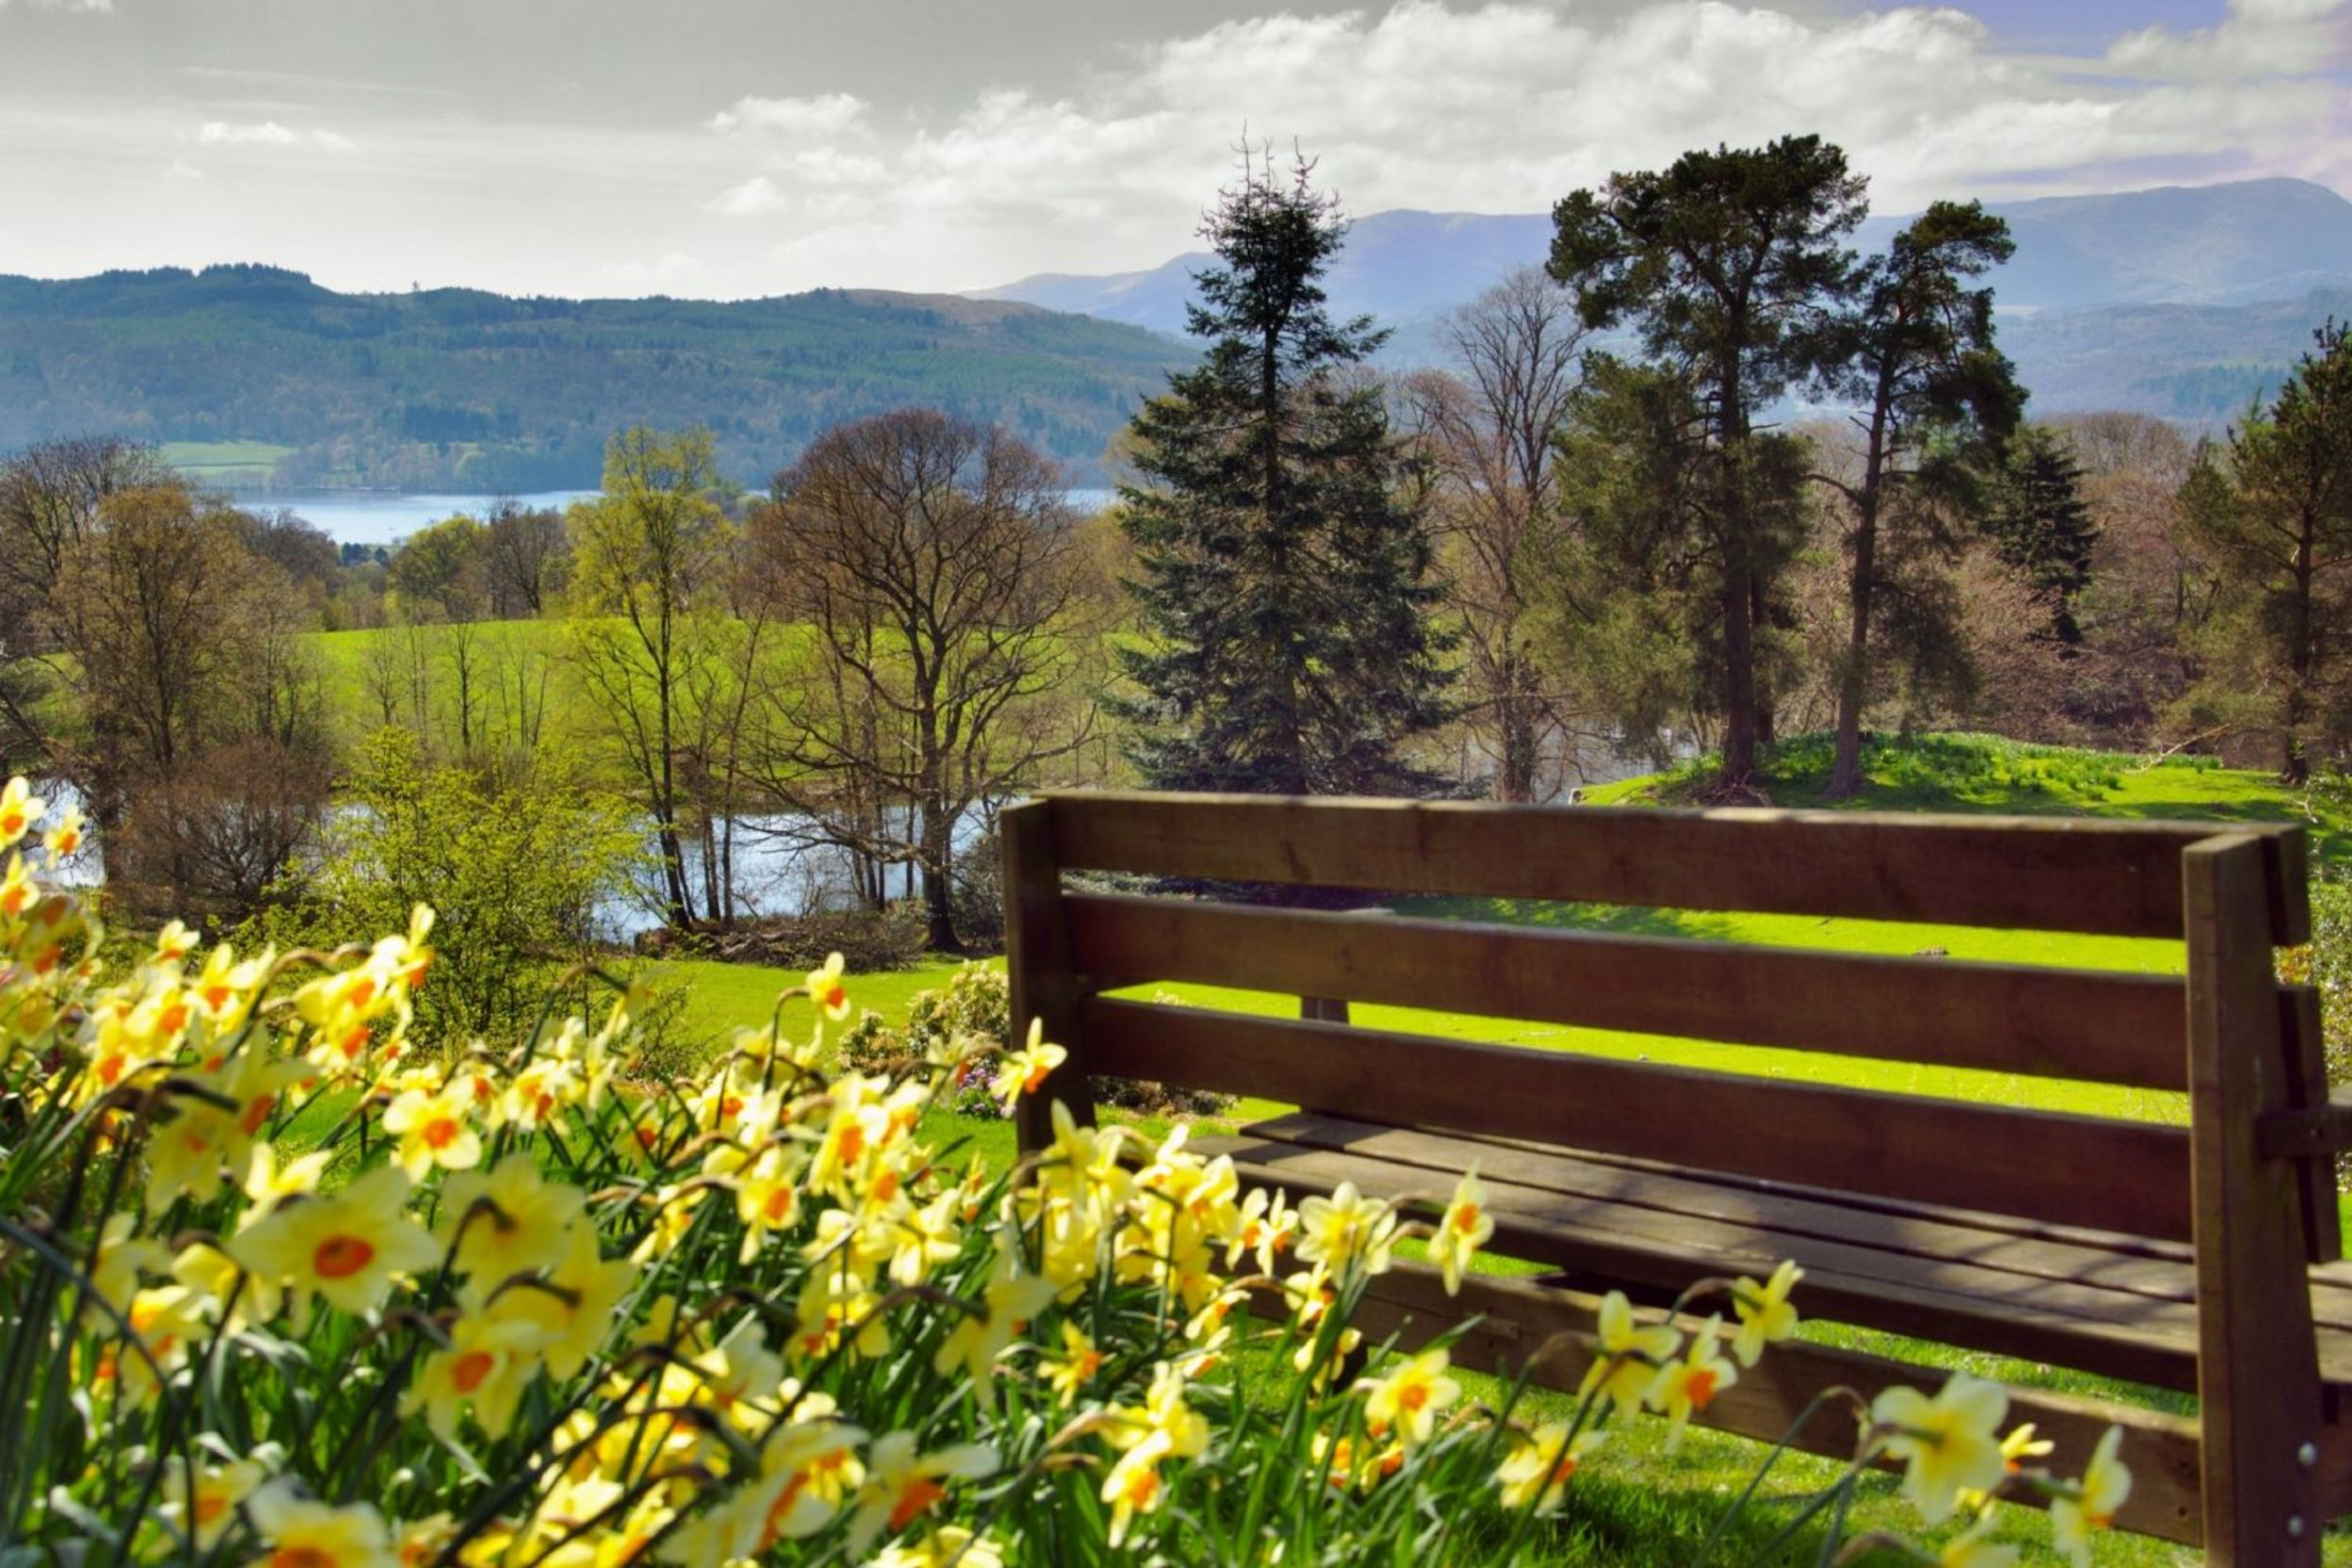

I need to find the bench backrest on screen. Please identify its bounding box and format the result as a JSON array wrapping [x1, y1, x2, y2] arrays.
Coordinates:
[[1004, 791, 2332, 1257]]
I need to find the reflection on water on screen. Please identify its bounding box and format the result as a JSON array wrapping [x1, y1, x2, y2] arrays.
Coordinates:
[[31, 778, 987, 942]]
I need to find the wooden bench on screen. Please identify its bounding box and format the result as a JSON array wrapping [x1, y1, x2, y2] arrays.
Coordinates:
[[1002, 789, 2351, 1563]]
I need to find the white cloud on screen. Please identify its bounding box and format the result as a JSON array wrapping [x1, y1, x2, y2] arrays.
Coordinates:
[[2108, 0, 2350, 80], [709, 92, 869, 137], [194, 119, 354, 151], [710, 174, 786, 216], [684, 0, 2347, 292], [162, 158, 202, 180], [0, 0, 114, 11], [198, 120, 298, 146]]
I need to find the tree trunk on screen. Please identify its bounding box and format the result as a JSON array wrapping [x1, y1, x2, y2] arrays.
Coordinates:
[[1720, 556, 1761, 788], [919, 800, 961, 953]]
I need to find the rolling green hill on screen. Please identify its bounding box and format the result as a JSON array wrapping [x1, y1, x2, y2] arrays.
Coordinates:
[[0, 266, 1194, 488]]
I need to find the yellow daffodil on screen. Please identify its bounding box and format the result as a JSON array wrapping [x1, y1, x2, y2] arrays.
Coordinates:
[[382, 1083, 482, 1181], [846, 1432, 996, 1555], [158, 1453, 270, 1551], [1577, 1290, 1681, 1420], [1496, 1423, 1606, 1515], [806, 952, 851, 1022], [1652, 1315, 1738, 1453], [1433, 1166, 1495, 1296], [732, 1142, 804, 1264], [227, 1164, 443, 1317], [1295, 1181, 1399, 1276], [1360, 1346, 1462, 1447], [111, 1283, 207, 1403], [245, 1486, 398, 1568], [870, 1525, 1005, 1568], [171, 1237, 281, 1327], [2049, 1425, 2132, 1566], [1871, 1372, 2012, 1526], [89, 1212, 169, 1315], [934, 1240, 1057, 1396], [405, 1305, 554, 1441], [990, 1018, 1065, 1112], [499, 1222, 637, 1381], [1940, 1518, 2023, 1568], [1311, 1431, 1406, 1494], [1101, 1431, 1176, 1548], [1225, 1185, 1297, 1276], [436, 1153, 586, 1280], [0, 777, 45, 848], [1958, 1421, 2056, 1512], [1730, 1258, 1803, 1367], [1040, 1319, 1105, 1406], [41, 804, 85, 862], [1108, 1361, 1210, 1460]]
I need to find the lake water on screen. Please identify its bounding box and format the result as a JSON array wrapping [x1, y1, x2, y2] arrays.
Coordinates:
[[230, 489, 597, 548], [238, 488, 1118, 549]]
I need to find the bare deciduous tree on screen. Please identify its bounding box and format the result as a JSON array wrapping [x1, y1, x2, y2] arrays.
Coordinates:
[[746, 409, 1098, 951], [1403, 267, 1586, 800]]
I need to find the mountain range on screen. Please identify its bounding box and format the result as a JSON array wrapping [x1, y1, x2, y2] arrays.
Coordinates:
[[0, 269, 1189, 489], [0, 177, 2343, 492], [977, 177, 2352, 421]]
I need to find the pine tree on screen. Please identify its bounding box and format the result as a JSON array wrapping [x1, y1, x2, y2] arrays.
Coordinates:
[[1114, 151, 1454, 796], [1984, 425, 2099, 648]]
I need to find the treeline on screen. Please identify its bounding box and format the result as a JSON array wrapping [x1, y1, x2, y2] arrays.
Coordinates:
[[9, 132, 2352, 966]]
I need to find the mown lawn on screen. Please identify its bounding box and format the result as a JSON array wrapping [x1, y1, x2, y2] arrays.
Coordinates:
[[662, 732, 2352, 1563]]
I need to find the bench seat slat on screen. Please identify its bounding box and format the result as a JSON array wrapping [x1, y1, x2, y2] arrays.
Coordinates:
[[1047, 791, 2311, 942], [1088, 998, 2196, 1243], [1067, 893, 2191, 1091], [1197, 1123, 2352, 1394], [1250, 1112, 2352, 1332]]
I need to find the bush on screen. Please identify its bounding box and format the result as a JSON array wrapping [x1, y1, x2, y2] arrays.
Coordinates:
[[244, 727, 640, 1048], [0, 775, 2143, 1567]]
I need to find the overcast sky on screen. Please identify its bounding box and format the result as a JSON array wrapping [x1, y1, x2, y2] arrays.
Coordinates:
[[0, 0, 2343, 299]]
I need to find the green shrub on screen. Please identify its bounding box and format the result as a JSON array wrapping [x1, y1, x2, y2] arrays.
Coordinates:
[[244, 726, 641, 1048]]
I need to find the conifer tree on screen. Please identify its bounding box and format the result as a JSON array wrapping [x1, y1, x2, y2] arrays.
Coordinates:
[[1984, 425, 2099, 648], [1114, 151, 1454, 796]]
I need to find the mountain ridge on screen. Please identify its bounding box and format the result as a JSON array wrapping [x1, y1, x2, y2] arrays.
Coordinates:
[[0, 267, 1191, 488]]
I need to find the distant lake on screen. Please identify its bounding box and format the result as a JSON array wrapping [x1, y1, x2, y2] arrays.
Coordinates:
[[241, 486, 1118, 550], [231, 489, 597, 548]]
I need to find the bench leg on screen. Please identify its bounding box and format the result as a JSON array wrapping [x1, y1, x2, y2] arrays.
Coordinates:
[[2186, 837, 2326, 1564]]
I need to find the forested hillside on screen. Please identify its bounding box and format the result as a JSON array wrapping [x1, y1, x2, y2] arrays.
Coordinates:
[[0, 266, 1192, 488]]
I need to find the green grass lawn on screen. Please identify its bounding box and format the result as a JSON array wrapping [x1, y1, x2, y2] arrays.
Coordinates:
[[158, 439, 296, 481]]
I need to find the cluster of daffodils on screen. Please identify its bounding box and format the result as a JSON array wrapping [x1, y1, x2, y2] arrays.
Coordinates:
[[0, 776, 2133, 1565]]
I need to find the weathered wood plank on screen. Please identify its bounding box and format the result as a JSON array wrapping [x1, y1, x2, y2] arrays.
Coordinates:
[[1087, 999, 2196, 1241], [1066, 893, 2190, 1090], [1003, 800, 1094, 1149], [1243, 1112, 2352, 1332], [1044, 790, 2309, 941], [2185, 834, 2325, 1565], [1325, 1262, 2209, 1545], [2282, 985, 2342, 1265], [1208, 1129, 2220, 1389]]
